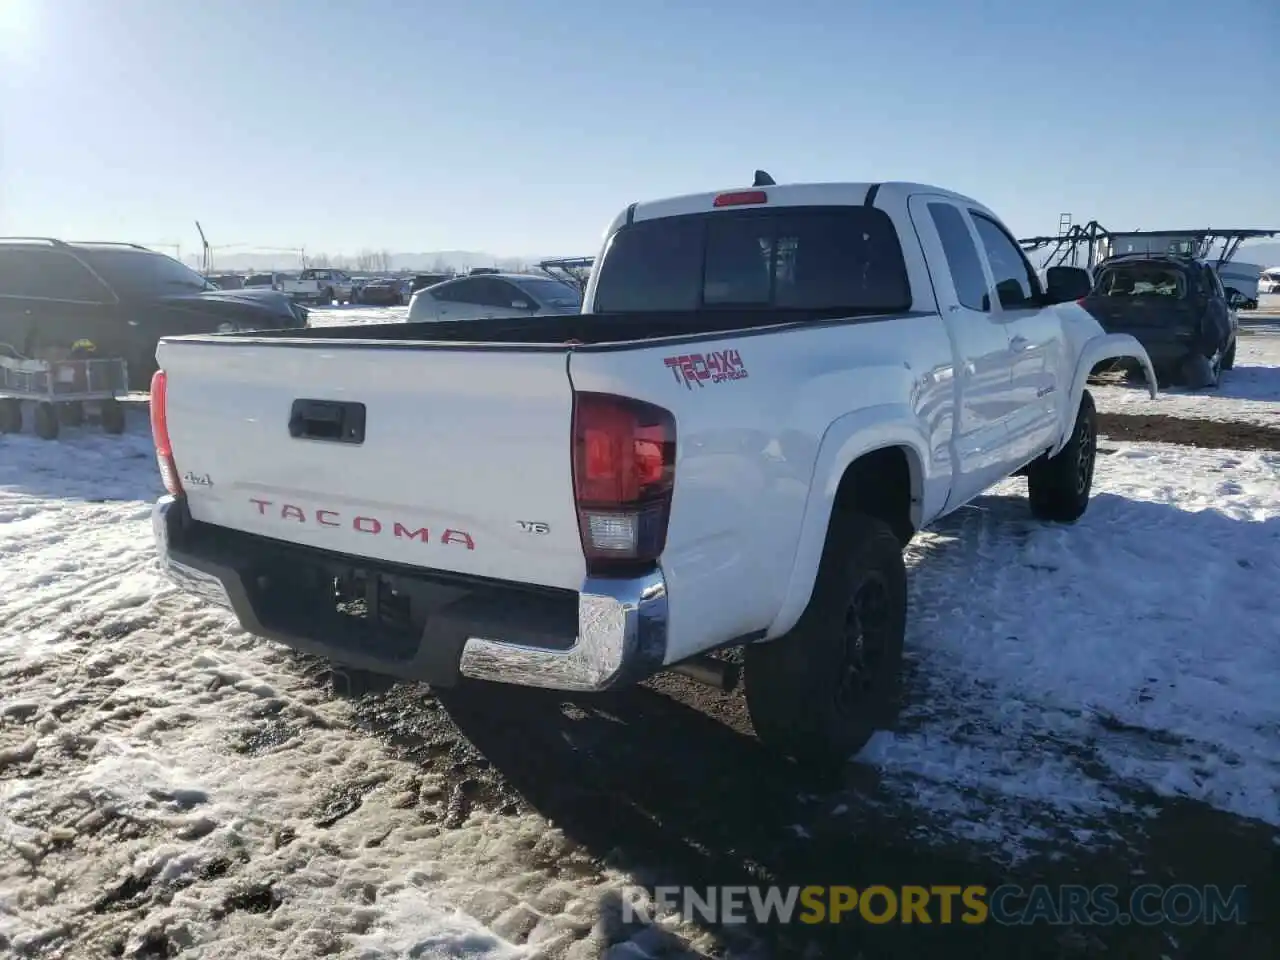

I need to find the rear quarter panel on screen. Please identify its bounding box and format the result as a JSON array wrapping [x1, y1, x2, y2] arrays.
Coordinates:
[[569, 316, 956, 664]]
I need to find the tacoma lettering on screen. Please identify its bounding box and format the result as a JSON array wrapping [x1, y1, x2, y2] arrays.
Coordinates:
[[247, 500, 474, 549]]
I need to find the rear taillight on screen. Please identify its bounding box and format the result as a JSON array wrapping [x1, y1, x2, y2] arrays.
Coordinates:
[[572, 392, 676, 575], [149, 370, 183, 497]]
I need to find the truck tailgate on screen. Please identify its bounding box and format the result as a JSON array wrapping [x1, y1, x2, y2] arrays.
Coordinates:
[[157, 340, 587, 590]]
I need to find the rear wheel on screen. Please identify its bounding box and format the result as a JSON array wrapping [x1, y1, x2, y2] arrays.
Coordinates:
[[1027, 391, 1096, 523], [99, 398, 126, 434], [34, 402, 59, 440], [0, 399, 21, 434], [1222, 338, 1236, 371], [744, 512, 906, 773]]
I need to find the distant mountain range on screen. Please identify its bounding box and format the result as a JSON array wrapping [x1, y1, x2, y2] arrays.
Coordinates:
[[193, 250, 577, 274], [1238, 242, 1280, 268]]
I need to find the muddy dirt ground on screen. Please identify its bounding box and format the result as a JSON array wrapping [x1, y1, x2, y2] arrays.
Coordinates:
[[1097, 413, 1280, 451]]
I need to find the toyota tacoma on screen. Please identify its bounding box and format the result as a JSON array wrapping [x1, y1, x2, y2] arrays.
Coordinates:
[[147, 177, 1156, 766]]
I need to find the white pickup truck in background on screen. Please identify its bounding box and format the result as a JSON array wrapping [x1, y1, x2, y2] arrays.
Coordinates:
[[280, 268, 356, 304], [148, 177, 1155, 768]]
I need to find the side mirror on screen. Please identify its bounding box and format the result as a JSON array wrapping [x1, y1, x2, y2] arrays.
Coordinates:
[[1044, 266, 1092, 304], [1226, 290, 1246, 308], [995, 278, 1027, 309]]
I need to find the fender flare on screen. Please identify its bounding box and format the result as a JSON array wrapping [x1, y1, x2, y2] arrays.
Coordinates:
[[763, 404, 929, 640], [1050, 333, 1157, 457]]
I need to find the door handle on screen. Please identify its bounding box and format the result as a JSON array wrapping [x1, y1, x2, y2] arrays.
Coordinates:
[[1010, 335, 1030, 351]]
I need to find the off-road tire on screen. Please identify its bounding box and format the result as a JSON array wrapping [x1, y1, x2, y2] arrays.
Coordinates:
[[0, 399, 22, 434], [1222, 339, 1236, 371], [99, 399, 126, 435], [1027, 390, 1096, 523], [34, 401, 59, 440], [744, 511, 907, 772]]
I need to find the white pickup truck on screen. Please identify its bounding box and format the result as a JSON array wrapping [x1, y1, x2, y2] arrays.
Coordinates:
[[280, 268, 356, 304], [148, 178, 1155, 767]]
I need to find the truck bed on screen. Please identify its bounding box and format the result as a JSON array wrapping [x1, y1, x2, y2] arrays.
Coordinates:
[[211, 308, 909, 350]]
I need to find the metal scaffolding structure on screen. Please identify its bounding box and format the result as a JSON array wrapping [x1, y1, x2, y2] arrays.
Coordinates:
[[537, 256, 595, 292], [1020, 221, 1280, 270]]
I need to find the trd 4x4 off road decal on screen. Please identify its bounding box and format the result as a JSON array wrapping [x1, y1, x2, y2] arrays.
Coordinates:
[[663, 348, 748, 389]]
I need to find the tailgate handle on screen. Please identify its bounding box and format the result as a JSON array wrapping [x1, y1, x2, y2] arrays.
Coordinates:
[[288, 399, 366, 444]]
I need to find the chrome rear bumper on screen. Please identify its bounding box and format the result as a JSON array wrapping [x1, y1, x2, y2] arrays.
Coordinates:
[[152, 496, 667, 692]]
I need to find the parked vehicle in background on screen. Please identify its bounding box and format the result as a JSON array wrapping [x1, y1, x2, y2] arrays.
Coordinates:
[[407, 273, 582, 322], [243, 272, 287, 291], [147, 177, 1155, 767], [281, 268, 356, 304], [1259, 267, 1280, 295], [0, 239, 307, 391], [1082, 253, 1238, 387], [1215, 260, 1262, 311], [410, 272, 454, 293], [207, 274, 245, 290], [353, 277, 410, 306]]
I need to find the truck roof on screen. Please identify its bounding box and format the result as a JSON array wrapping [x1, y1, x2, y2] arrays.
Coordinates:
[[623, 181, 983, 230]]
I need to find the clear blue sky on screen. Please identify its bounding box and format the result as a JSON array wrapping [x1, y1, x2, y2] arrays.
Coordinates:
[[1, 0, 1276, 259]]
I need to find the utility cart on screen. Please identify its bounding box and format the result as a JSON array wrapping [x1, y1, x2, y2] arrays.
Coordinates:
[[0, 351, 130, 440]]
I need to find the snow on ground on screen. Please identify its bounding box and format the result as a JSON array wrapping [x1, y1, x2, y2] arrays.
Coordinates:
[[859, 441, 1280, 858], [1253, 293, 1280, 314], [0, 420, 717, 959], [2, 375, 1278, 950], [308, 304, 408, 328], [1085, 329, 1280, 427]]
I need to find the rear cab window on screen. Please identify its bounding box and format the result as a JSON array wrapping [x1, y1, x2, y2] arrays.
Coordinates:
[[1096, 263, 1187, 299], [592, 206, 911, 316]]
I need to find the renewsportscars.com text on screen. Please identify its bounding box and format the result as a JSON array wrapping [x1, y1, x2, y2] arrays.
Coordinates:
[[621, 883, 1249, 927]]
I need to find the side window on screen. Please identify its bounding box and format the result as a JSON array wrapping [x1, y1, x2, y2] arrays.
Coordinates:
[[491, 280, 528, 307], [431, 278, 480, 304], [928, 203, 989, 311], [0, 250, 112, 302], [470, 278, 524, 307], [971, 213, 1041, 309]]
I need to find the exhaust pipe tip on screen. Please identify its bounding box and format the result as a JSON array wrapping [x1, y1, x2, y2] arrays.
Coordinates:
[[669, 655, 740, 692]]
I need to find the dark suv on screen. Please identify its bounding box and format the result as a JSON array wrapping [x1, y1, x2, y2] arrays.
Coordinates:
[[0, 239, 309, 391], [1082, 253, 1240, 387]]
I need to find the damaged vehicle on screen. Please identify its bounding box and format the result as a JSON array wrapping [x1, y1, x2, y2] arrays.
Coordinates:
[[1082, 253, 1240, 388]]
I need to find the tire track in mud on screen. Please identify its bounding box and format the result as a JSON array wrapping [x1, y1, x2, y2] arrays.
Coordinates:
[[1097, 413, 1280, 451]]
